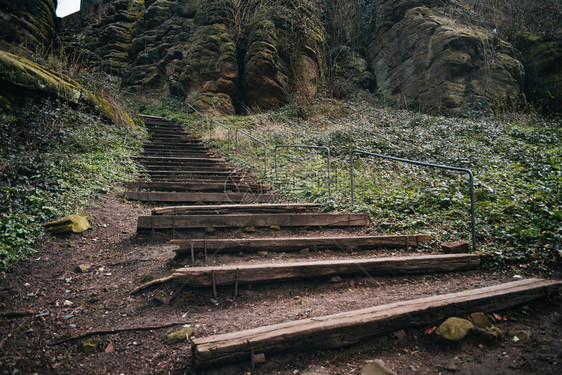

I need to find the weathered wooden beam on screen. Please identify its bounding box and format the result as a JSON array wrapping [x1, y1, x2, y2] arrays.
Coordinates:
[[172, 254, 480, 286], [137, 213, 369, 230], [132, 156, 224, 163], [153, 203, 321, 215], [124, 181, 269, 192], [192, 278, 562, 367], [171, 234, 432, 254], [141, 165, 232, 171], [140, 171, 244, 179], [123, 191, 282, 203]]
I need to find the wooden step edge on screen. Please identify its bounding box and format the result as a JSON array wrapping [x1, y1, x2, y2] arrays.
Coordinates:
[[137, 213, 369, 229], [152, 203, 322, 215], [132, 156, 225, 161], [171, 234, 432, 253], [191, 278, 562, 367], [124, 182, 271, 191], [172, 254, 481, 287], [122, 191, 282, 203]]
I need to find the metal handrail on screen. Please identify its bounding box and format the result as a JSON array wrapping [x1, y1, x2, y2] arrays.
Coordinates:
[[187, 103, 205, 134], [350, 150, 476, 251], [210, 120, 231, 152], [274, 145, 331, 197], [235, 129, 267, 175]]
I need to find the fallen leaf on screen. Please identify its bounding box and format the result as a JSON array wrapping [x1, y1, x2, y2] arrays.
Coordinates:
[[425, 326, 437, 335], [105, 342, 115, 353]]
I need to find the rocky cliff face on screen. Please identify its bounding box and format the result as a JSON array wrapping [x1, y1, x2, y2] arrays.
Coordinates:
[[90, 0, 324, 114], [1, 0, 559, 115], [366, 0, 526, 114], [518, 33, 562, 113], [0, 0, 58, 50]]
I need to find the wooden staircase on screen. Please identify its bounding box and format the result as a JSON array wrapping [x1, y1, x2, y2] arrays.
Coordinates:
[[125, 115, 562, 370]]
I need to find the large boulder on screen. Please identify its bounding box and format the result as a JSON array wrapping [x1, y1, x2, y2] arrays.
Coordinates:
[[66, 0, 324, 114], [518, 33, 562, 113], [0, 0, 57, 50], [367, 3, 526, 114], [0, 49, 134, 126], [243, 0, 324, 109]]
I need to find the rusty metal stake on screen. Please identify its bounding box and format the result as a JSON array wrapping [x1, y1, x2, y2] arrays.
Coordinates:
[[234, 268, 240, 298], [204, 240, 208, 264], [211, 270, 217, 299]]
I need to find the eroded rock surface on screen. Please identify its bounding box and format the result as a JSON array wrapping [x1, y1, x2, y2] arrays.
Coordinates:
[[2, 0, 557, 115], [0, 0, 57, 50], [367, 1, 526, 114]]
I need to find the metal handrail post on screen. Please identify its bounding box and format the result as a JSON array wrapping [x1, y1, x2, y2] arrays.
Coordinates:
[[235, 129, 267, 175], [274, 145, 331, 197], [349, 149, 476, 251]]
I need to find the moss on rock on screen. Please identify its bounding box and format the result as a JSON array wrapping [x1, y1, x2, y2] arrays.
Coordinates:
[[0, 49, 134, 127], [0, 0, 57, 50], [518, 33, 562, 113], [367, 3, 526, 114]]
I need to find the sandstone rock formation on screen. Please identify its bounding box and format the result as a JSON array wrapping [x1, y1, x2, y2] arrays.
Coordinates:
[[366, 0, 526, 114], [0, 0, 58, 50], [518, 33, 562, 113], [69, 0, 324, 114], [1, 0, 558, 115], [0, 49, 134, 127]]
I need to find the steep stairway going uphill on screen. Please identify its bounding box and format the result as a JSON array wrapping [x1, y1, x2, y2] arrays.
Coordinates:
[[124, 115, 273, 204], [125, 115, 562, 372]]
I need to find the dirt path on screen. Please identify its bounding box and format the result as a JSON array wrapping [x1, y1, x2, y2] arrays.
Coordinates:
[[0, 191, 560, 374]]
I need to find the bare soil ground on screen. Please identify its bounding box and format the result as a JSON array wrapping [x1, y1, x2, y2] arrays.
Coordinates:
[[1, 192, 561, 375]]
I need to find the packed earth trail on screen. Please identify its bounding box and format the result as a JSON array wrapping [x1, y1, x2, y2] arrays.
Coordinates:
[[0, 116, 561, 375]]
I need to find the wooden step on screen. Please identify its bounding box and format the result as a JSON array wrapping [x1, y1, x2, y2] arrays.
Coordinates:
[[125, 181, 269, 192], [143, 145, 208, 150], [123, 191, 283, 204], [172, 254, 480, 287], [133, 156, 224, 163], [191, 278, 562, 367], [142, 175, 246, 181], [141, 167, 234, 173], [153, 203, 322, 215], [144, 144, 207, 150], [139, 170, 242, 177], [142, 178, 249, 184], [146, 129, 194, 136], [147, 136, 199, 141], [147, 140, 204, 146], [171, 234, 432, 254], [139, 153, 216, 159], [137, 213, 369, 230]]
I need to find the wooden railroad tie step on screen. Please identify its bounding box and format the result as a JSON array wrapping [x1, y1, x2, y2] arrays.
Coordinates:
[[137, 213, 369, 230], [132, 156, 225, 163], [124, 182, 270, 192], [191, 278, 562, 368], [141, 165, 233, 171], [171, 234, 432, 254], [139, 170, 244, 177], [152, 203, 321, 215], [172, 254, 480, 287], [142, 179, 249, 185], [123, 191, 283, 203]]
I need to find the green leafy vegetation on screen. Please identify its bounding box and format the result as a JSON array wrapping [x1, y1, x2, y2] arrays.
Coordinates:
[[172, 96, 561, 272], [0, 99, 145, 268]]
